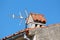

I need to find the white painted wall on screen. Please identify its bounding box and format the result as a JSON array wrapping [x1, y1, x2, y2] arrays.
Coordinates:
[[33, 35, 36, 40], [27, 15, 35, 28]]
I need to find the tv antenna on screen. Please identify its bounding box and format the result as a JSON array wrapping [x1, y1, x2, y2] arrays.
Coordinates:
[[12, 10, 30, 40]]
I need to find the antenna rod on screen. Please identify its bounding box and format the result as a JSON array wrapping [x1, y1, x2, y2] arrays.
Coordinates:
[[12, 14, 15, 19], [25, 9, 28, 17], [19, 12, 23, 19]]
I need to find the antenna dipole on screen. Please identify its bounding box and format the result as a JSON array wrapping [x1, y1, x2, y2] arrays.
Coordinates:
[[19, 11, 24, 26]]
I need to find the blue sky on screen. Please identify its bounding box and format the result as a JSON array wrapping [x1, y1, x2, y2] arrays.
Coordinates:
[[0, 0, 60, 38]]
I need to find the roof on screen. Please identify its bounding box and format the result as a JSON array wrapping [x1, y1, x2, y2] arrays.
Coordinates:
[[2, 24, 60, 40], [2, 29, 27, 40], [2, 27, 47, 40], [26, 13, 46, 24]]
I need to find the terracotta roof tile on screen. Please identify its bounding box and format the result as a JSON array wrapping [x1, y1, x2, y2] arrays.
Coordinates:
[[30, 13, 46, 24]]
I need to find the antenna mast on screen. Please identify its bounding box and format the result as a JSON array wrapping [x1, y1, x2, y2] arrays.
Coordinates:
[[25, 9, 29, 29]]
